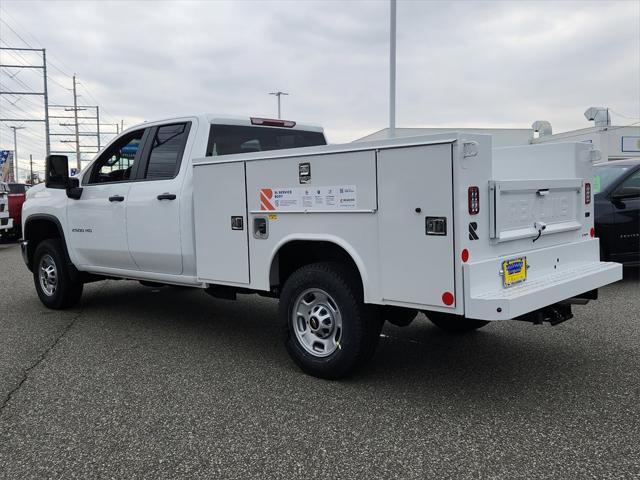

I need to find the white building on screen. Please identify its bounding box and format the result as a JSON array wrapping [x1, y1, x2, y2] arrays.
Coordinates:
[[355, 107, 640, 162]]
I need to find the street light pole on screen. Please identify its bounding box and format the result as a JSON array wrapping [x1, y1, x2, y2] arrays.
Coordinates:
[[10, 126, 25, 182], [389, 0, 397, 138], [269, 91, 289, 119]]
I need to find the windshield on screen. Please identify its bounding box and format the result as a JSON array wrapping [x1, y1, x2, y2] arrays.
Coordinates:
[[206, 125, 326, 156], [593, 164, 633, 194]]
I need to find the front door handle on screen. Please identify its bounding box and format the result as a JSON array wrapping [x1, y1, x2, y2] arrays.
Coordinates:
[[108, 195, 125, 202], [157, 193, 177, 201]]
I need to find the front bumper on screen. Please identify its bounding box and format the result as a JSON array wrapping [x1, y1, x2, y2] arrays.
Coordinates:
[[464, 239, 623, 321], [0, 216, 13, 230]]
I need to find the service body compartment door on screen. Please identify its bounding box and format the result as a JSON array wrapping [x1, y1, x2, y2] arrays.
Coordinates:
[[377, 144, 455, 307], [193, 161, 249, 284]]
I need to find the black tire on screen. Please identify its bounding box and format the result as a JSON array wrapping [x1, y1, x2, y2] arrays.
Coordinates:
[[426, 311, 489, 333], [33, 239, 83, 309], [280, 262, 382, 379], [382, 305, 418, 327]]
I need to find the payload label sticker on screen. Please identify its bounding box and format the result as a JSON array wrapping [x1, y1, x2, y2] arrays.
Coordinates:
[[259, 186, 357, 211]]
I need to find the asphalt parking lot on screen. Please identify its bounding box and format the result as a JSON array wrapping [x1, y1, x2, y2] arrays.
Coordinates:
[[0, 241, 639, 479]]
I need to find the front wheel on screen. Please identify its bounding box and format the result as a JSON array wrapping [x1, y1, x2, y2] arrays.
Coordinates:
[[425, 311, 489, 334], [33, 239, 83, 309], [280, 262, 382, 379]]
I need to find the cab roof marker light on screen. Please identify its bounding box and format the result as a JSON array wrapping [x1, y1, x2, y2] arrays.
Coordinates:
[[250, 117, 296, 128]]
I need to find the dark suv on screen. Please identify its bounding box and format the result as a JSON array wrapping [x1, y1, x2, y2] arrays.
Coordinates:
[[594, 159, 640, 266]]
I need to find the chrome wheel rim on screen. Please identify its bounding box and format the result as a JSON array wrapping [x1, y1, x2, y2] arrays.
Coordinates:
[[39, 254, 58, 297], [292, 288, 342, 357]]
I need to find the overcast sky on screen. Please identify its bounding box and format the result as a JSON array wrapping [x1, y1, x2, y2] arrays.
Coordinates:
[[1, 0, 639, 175]]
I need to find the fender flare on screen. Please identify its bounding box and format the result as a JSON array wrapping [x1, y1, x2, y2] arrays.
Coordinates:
[[23, 214, 72, 271]]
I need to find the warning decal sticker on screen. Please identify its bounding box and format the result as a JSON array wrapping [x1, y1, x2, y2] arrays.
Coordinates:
[[259, 186, 357, 211]]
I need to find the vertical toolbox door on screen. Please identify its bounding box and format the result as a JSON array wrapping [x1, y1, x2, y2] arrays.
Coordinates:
[[193, 161, 250, 284], [377, 144, 456, 307]]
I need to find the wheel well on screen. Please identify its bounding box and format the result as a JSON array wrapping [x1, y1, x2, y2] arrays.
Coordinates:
[[23, 217, 66, 270], [270, 240, 363, 293]]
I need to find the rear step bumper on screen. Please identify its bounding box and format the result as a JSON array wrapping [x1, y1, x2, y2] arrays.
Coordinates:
[[463, 241, 623, 321]]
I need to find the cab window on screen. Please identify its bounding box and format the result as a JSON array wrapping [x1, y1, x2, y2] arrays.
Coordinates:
[[88, 130, 144, 184], [144, 123, 190, 180], [615, 170, 640, 198], [206, 124, 326, 156]]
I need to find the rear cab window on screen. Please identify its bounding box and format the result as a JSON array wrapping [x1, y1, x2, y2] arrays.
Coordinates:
[[206, 124, 326, 156]]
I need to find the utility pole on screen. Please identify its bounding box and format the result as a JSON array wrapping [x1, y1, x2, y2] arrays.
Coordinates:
[[29, 154, 33, 184], [0, 47, 51, 155], [269, 91, 289, 119], [42, 49, 51, 155], [10, 126, 25, 182], [121, 119, 124, 132], [72, 75, 81, 170], [389, 0, 397, 138]]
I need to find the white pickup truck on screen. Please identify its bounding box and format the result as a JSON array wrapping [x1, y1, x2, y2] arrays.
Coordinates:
[[21, 114, 622, 378]]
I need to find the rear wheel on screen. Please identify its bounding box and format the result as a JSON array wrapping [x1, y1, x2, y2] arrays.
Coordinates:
[[33, 239, 83, 309], [382, 306, 418, 327], [425, 311, 489, 333], [280, 262, 382, 379]]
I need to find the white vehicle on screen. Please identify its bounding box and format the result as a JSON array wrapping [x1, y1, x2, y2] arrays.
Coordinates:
[[0, 182, 14, 234], [21, 114, 622, 378]]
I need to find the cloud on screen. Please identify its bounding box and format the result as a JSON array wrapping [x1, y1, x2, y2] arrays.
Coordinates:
[[1, 0, 638, 172]]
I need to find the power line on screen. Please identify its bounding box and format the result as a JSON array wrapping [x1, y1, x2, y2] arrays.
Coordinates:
[[0, 10, 119, 161], [0, 6, 74, 77], [0, 46, 51, 155]]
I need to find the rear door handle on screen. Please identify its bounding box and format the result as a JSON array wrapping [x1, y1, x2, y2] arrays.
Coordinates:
[[157, 193, 177, 201], [108, 195, 125, 202]]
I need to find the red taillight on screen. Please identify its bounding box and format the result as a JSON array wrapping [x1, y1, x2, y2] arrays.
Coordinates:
[[468, 186, 479, 215], [250, 117, 296, 128], [590, 227, 595, 237], [461, 249, 469, 263], [585, 182, 591, 204]]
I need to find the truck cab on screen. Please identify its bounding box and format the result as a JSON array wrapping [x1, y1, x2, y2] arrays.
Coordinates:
[[23, 114, 325, 281]]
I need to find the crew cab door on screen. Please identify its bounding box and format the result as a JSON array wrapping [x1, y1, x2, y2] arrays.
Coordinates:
[[67, 129, 146, 269], [125, 122, 192, 274]]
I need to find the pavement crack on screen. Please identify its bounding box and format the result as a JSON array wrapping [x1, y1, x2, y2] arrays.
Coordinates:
[[0, 285, 103, 417]]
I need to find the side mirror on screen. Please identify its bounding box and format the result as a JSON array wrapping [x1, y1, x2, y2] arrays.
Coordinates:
[[45, 155, 70, 189], [66, 177, 83, 200]]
